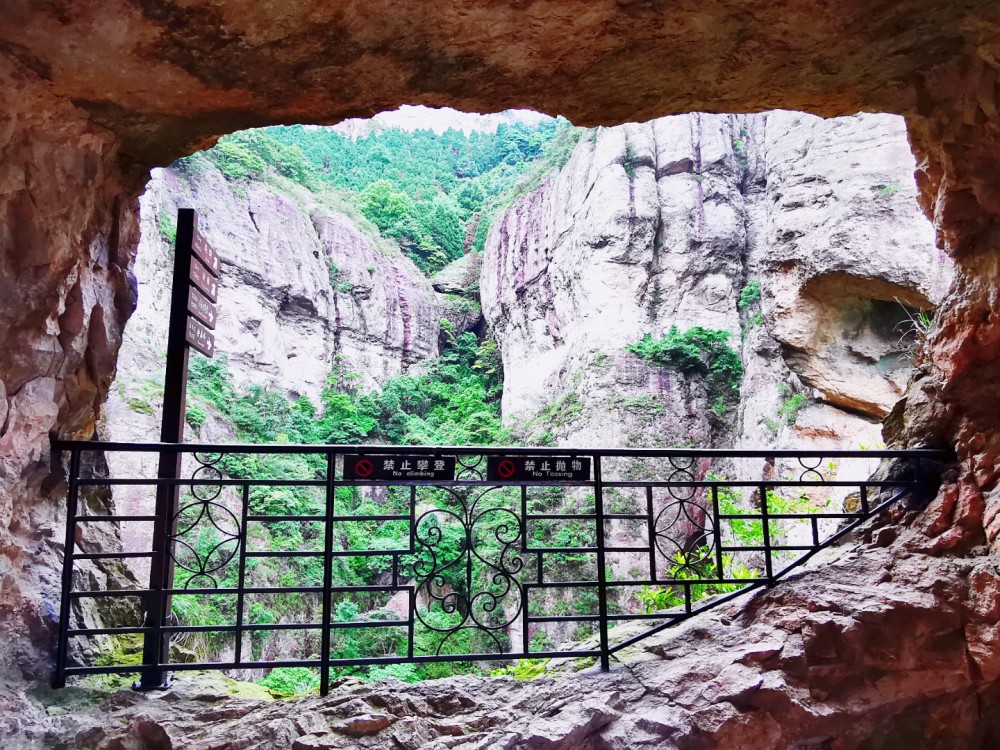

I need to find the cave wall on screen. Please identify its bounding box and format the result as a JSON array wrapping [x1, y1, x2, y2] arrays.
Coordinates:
[[2, 0, 1000, 745], [0, 55, 141, 701]]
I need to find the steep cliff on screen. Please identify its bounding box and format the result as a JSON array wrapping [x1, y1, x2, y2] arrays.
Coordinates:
[[481, 111, 951, 466], [4, 2, 1000, 745], [112, 161, 440, 410]]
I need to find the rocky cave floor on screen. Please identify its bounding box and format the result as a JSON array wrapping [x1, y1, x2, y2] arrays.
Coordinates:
[[11, 494, 1000, 750]]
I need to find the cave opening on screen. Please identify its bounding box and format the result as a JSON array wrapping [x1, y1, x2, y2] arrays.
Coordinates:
[[51, 104, 954, 702]]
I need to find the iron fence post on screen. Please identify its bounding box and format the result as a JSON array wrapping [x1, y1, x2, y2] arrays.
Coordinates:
[[320, 450, 337, 696], [233, 482, 250, 665], [593, 454, 610, 671], [54, 446, 81, 688], [139, 209, 195, 690], [759, 484, 774, 585]]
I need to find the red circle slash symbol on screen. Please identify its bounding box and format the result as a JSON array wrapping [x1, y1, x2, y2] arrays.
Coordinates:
[[355, 458, 374, 478], [497, 459, 516, 479]]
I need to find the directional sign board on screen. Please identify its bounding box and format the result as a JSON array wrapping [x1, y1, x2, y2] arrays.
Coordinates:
[[189, 256, 219, 302], [187, 286, 217, 329], [185, 316, 216, 357], [344, 455, 456, 481], [191, 228, 221, 276], [487, 455, 591, 482]]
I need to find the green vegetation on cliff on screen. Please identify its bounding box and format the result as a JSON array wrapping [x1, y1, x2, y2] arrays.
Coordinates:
[[179, 116, 580, 273], [627, 326, 743, 415], [181, 333, 509, 685]]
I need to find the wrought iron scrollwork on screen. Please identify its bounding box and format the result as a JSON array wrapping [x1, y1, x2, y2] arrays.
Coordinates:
[[455, 454, 487, 481], [653, 455, 716, 575], [797, 456, 826, 482], [412, 486, 524, 654], [169, 452, 241, 588]]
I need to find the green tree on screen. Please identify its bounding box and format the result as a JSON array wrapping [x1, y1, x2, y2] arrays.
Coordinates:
[[358, 179, 419, 236], [422, 194, 465, 262]]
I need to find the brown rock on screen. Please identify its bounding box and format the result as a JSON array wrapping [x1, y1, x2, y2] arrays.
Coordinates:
[[4, 2, 1000, 749]]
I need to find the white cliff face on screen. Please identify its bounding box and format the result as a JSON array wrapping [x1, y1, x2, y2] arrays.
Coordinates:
[[755, 111, 951, 418], [109, 162, 440, 413], [102, 162, 443, 574], [480, 115, 749, 447], [481, 111, 952, 454]]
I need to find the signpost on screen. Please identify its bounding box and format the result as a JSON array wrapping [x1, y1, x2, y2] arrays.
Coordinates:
[[344, 454, 456, 481], [486, 455, 591, 482], [141, 209, 221, 690]]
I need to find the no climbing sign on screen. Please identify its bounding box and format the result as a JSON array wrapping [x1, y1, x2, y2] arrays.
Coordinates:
[[343, 455, 456, 481], [486, 456, 591, 482]]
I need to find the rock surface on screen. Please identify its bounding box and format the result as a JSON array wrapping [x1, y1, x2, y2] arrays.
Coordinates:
[[481, 111, 949, 452], [13, 507, 1000, 749], [482, 116, 745, 447], [4, 3, 1000, 749], [117, 163, 440, 404], [2, 1, 998, 162]]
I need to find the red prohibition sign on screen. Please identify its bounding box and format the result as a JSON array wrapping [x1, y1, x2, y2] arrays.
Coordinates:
[[355, 458, 374, 478], [497, 459, 516, 479]]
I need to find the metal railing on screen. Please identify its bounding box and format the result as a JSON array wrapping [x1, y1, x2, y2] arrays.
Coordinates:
[[52, 441, 944, 695]]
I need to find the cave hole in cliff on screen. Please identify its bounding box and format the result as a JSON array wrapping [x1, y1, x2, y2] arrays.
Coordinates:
[[59, 103, 956, 697], [6, 1, 1000, 741]]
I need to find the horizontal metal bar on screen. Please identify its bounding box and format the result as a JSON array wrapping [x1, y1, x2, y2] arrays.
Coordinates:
[[70, 583, 416, 598], [69, 620, 412, 637], [52, 439, 949, 460], [74, 515, 158, 522], [602, 578, 762, 587], [246, 514, 325, 522], [73, 477, 924, 491], [330, 515, 411, 523], [76, 478, 327, 487], [64, 649, 603, 677], [73, 551, 154, 560], [67, 626, 153, 636], [602, 546, 649, 553], [526, 546, 597, 554], [329, 548, 409, 557], [607, 612, 686, 621], [718, 512, 866, 520], [527, 615, 602, 623], [69, 586, 320, 598], [526, 513, 597, 521], [526, 581, 599, 589], [601, 480, 922, 488], [245, 550, 325, 558]]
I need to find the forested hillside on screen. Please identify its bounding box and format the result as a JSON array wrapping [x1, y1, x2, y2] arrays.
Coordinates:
[[177, 116, 579, 272]]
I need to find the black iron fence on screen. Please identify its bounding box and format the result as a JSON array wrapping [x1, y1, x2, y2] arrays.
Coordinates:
[[52, 441, 944, 695]]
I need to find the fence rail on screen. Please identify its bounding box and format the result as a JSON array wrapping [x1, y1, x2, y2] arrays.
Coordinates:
[[52, 441, 944, 695]]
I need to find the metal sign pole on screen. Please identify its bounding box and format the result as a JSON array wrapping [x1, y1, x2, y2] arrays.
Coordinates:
[[139, 208, 219, 690]]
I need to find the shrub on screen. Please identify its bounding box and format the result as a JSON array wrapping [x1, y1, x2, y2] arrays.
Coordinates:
[[158, 211, 178, 246], [185, 403, 207, 429], [490, 659, 549, 680], [776, 383, 808, 425], [778, 393, 807, 425], [738, 280, 761, 311], [328, 263, 354, 293], [257, 667, 320, 696], [627, 327, 743, 410]]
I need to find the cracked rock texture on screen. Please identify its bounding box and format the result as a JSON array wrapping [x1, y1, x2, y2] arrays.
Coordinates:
[[4, 1, 1000, 748], [16, 505, 1000, 749], [481, 111, 949, 452]]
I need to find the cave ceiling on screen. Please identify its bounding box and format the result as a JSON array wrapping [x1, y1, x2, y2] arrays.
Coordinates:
[[2, 0, 999, 164]]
